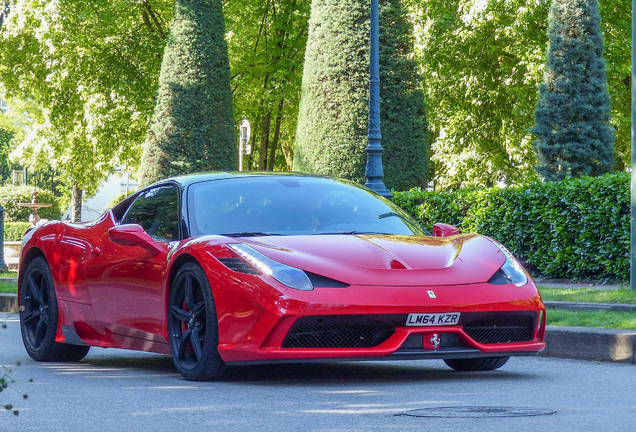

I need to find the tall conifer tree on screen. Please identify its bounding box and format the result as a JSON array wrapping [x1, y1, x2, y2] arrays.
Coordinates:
[[139, 0, 235, 185], [293, 0, 428, 190], [532, 0, 614, 181]]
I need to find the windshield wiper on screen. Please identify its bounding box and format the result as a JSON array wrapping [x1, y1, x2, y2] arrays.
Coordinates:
[[377, 212, 411, 222], [311, 231, 389, 236], [220, 232, 285, 237]]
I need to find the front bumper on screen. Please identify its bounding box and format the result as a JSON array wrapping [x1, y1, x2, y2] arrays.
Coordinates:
[[213, 280, 547, 364]]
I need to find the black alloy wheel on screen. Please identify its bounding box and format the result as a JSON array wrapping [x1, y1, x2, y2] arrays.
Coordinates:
[[20, 257, 90, 362], [443, 356, 510, 372], [168, 262, 227, 381]]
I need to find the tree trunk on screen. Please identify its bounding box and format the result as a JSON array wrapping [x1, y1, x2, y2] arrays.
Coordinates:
[[71, 185, 82, 223], [258, 110, 272, 170], [267, 99, 284, 171]]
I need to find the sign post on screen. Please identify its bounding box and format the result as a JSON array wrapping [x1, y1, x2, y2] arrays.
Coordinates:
[[239, 119, 252, 172]]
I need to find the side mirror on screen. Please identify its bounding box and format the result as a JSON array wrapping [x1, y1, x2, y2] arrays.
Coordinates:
[[108, 224, 164, 255], [432, 223, 460, 238]]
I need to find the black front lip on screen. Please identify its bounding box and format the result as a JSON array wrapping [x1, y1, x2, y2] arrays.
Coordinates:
[[226, 349, 542, 366]]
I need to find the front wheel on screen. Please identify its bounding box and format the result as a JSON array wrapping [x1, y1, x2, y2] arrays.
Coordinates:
[[443, 356, 509, 372], [168, 262, 227, 381], [20, 257, 90, 362]]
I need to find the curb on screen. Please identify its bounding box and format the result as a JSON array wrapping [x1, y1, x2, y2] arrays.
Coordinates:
[[540, 325, 636, 364], [0, 294, 634, 365], [544, 300, 636, 313]]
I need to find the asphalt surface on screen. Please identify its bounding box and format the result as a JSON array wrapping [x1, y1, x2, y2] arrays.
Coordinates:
[[1, 312, 636, 431]]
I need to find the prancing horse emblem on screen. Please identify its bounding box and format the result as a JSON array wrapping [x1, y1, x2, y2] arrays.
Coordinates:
[[427, 290, 436, 299], [430, 333, 440, 350]]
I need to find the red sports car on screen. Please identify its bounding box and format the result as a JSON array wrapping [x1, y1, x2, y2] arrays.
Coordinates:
[[18, 173, 546, 381]]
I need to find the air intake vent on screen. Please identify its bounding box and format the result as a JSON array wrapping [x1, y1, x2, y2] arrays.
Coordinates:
[[218, 257, 259, 275], [282, 315, 395, 348], [463, 315, 534, 344], [306, 272, 349, 288]]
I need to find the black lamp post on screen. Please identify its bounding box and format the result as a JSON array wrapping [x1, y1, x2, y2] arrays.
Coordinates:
[[631, 0, 635, 290], [364, 0, 391, 198]]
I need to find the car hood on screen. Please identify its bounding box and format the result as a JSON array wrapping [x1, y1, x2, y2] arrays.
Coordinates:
[[235, 234, 506, 287]]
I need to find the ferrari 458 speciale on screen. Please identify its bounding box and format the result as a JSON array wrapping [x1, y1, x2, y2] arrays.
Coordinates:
[[18, 173, 546, 380]]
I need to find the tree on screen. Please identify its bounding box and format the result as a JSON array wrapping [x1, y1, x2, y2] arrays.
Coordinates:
[[139, 0, 235, 185], [406, 0, 629, 189], [293, 0, 428, 191], [225, 0, 310, 171], [0, 1, 172, 220], [532, 0, 615, 181]]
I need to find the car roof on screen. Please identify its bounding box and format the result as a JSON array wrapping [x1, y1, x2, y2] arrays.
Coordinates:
[[149, 171, 332, 188]]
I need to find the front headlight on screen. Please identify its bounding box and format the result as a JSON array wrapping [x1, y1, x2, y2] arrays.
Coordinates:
[[229, 244, 313, 291], [490, 241, 528, 287]]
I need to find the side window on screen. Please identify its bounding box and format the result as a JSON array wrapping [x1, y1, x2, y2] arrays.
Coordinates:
[[121, 185, 180, 241]]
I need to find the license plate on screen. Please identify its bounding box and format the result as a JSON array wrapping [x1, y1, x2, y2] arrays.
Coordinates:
[[406, 313, 460, 326]]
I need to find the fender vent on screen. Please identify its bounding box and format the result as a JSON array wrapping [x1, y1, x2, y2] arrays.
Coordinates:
[[217, 257, 259, 275]]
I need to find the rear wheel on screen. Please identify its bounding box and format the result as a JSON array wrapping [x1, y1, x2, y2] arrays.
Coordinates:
[[443, 356, 509, 371], [168, 262, 227, 381], [20, 257, 90, 362]]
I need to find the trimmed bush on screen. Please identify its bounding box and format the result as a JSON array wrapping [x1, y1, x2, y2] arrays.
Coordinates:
[[3, 222, 32, 241], [139, 0, 236, 186], [532, 0, 614, 180], [0, 186, 63, 222], [393, 172, 629, 281]]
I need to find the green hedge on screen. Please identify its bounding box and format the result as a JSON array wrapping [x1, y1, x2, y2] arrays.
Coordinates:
[[393, 172, 629, 281], [3, 222, 32, 241], [0, 186, 63, 222]]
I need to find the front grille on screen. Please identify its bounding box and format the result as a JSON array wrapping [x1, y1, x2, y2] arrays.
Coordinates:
[[282, 316, 395, 348], [463, 315, 534, 344]]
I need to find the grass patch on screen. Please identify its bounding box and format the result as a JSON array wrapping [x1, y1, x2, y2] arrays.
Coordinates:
[[539, 287, 636, 304], [547, 309, 636, 330], [0, 280, 17, 294]]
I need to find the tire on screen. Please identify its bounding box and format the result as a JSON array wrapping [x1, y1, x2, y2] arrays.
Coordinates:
[[443, 356, 510, 372], [20, 257, 90, 362], [168, 262, 227, 381]]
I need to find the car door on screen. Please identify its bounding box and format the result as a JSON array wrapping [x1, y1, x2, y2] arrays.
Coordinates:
[[86, 184, 181, 343]]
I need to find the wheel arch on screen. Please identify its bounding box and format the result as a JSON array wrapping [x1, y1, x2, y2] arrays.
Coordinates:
[[18, 247, 46, 298], [168, 253, 201, 289]]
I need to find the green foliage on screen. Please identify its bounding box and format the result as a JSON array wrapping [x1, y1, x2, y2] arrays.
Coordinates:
[[408, 0, 547, 189], [0, 0, 172, 196], [0, 186, 62, 222], [139, 0, 235, 185], [532, 0, 615, 180], [407, 0, 630, 189], [3, 222, 32, 241], [393, 172, 630, 281], [225, 0, 310, 171], [294, 0, 428, 191]]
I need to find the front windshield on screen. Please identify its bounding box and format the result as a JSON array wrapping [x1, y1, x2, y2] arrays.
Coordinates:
[[187, 176, 427, 237]]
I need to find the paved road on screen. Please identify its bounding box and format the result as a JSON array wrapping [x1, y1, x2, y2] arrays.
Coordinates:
[[1, 312, 635, 432]]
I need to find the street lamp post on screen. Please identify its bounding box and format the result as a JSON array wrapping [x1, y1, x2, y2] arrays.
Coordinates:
[[631, 0, 635, 290], [364, 0, 391, 198]]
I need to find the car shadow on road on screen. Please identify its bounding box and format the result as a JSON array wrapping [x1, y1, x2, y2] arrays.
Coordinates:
[[225, 361, 537, 386], [83, 353, 177, 375], [80, 353, 538, 385]]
